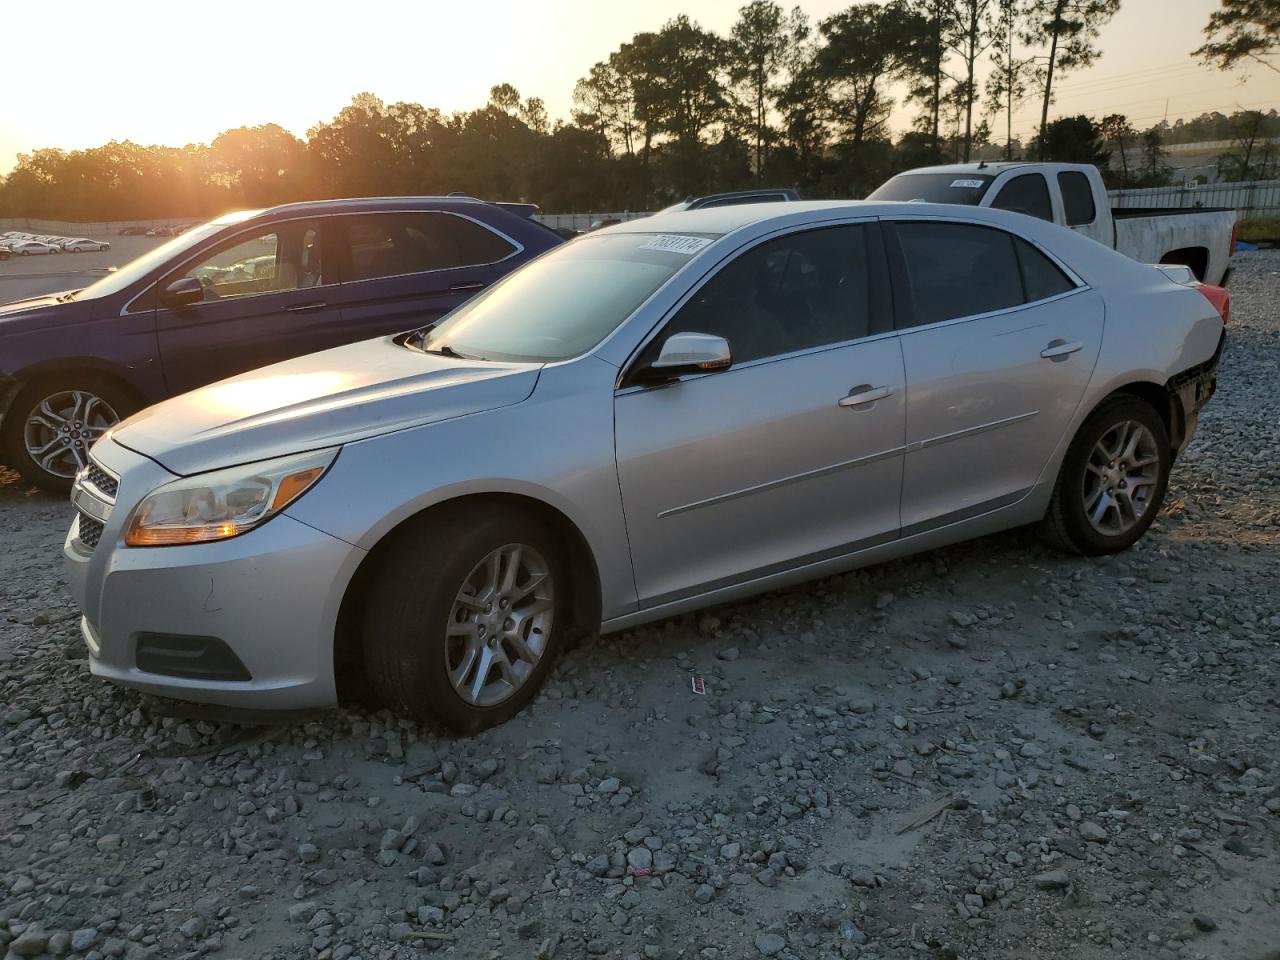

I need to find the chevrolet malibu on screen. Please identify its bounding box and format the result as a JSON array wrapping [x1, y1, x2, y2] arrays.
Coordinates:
[[64, 202, 1227, 732]]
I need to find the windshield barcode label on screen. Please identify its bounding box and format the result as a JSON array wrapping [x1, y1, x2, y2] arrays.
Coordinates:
[[640, 235, 713, 255], [950, 179, 985, 188]]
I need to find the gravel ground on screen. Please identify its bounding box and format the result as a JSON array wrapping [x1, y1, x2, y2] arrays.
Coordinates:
[[1, 251, 1277, 960]]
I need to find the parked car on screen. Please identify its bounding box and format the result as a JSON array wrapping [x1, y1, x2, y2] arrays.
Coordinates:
[[657, 187, 801, 214], [869, 162, 1238, 284], [63, 238, 111, 253], [119, 226, 150, 236], [9, 241, 61, 255], [64, 200, 1226, 731], [0, 196, 562, 491]]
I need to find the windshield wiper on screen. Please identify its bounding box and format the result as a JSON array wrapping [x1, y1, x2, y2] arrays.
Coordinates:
[[423, 342, 489, 361]]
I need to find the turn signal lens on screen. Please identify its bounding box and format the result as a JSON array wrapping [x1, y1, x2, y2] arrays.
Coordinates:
[[124, 449, 337, 547]]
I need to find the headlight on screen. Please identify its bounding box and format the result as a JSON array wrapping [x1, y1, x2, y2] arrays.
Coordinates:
[[124, 448, 337, 547]]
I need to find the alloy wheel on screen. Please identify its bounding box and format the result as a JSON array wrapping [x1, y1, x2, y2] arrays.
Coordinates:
[[22, 390, 119, 479], [1082, 419, 1161, 536], [444, 543, 555, 708]]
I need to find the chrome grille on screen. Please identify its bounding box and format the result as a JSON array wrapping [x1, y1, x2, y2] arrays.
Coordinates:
[[77, 514, 104, 550], [84, 462, 118, 501]]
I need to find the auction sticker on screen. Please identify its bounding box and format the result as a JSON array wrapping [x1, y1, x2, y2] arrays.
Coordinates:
[[950, 179, 985, 188], [640, 234, 713, 255]]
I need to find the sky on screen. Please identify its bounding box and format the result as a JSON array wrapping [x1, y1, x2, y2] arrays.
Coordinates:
[[2, 0, 1277, 174]]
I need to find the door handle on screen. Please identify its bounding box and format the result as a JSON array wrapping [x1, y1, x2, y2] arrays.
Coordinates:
[[838, 385, 893, 408], [284, 301, 327, 313], [449, 281, 487, 293], [1040, 339, 1083, 359]]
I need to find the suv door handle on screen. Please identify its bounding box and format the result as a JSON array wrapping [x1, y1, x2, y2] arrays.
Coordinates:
[[449, 281, 487, 293], [1040, 339, 1083, 359], [838, 385, 893, 408], [285, 301, 327, 314]]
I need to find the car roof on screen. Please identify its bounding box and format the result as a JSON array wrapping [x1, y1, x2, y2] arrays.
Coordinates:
[[894, 162, 1032, 175], [245, 196, 520, 221]]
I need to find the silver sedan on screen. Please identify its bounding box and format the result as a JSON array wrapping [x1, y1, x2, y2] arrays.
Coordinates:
[[64, 201, 1228, 732]]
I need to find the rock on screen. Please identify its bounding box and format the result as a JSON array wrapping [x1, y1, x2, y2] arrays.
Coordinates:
[[10, 927, 49, 957], [599, 777, 621, 795], [179, 917, 206, 939], [754, 932, 786, 956], [627, 847, 653, 871], [1193, 915, 1217, 933], [694, 884, 715, 904], [717, 647, 740, 661], [1034, 869, 1071, 890], [71, 929, 100, 952], [1079, 821, 1108, 842]]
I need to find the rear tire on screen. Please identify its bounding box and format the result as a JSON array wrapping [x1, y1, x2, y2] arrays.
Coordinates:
[[362, 505, 567, 734], [1040, 395, 1171, 555], [1, 374, 141, 493]]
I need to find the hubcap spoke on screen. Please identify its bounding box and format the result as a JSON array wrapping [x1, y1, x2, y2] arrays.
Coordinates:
[[444, 541, 555, 708], [1083, 419, 1162, 537], [23, 389, 120, 479]]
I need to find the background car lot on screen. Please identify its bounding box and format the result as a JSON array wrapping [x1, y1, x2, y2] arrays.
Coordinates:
[[0, 234, 165, 302], [0, 250, 1275, 959]]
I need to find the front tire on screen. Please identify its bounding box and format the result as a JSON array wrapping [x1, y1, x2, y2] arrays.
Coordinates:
[[1, 375, 140, 493], [1040, 395, 1171, 555], [362, 505, 567, 734]]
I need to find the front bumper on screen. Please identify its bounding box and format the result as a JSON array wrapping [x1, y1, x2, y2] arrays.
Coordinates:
[[63, 439, 365, 710]]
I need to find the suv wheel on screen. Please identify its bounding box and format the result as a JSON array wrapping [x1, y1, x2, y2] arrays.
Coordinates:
[[2, 376, 139, 493], [1040, 395, 1171, 555], [362, 505, 566, 733]]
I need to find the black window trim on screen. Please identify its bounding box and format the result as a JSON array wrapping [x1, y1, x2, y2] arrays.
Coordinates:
[[881, 216, 1087, 334], [617, 218, 897, 392]]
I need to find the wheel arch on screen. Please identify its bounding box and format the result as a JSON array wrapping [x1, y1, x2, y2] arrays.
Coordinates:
[[332, 491, 603, 705], [1159, 246, 1210, 282], [1103, 379, 1183, 453], [0, 358, 155, 420]]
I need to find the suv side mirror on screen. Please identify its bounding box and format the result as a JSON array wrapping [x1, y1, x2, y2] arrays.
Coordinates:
[[643, 332, 732, 381], [160, 276, 204, 308]]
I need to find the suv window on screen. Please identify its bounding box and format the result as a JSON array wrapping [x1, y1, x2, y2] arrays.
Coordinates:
[[1057, 171, 1096, 225], [177, 221, 323, 302], [661, 225, 874, 364], [1014, 237, 1076, 301], [893, 222, 1023, 326], [990, 174, 1053, 221], [343, 212, 516, 281]]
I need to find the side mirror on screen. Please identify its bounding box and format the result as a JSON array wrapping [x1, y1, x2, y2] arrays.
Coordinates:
[[644, 332, 732, 380], [160, 276, 204, 308]]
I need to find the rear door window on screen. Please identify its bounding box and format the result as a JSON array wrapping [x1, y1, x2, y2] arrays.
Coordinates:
[[342, 212, 517, 282], [990, 174, 1053, 221], [892, 221, 1024, 326], [1057, 171, 1097, 225]]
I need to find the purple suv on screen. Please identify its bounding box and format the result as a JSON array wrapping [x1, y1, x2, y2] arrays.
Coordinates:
[[0, 197, 562, 491]]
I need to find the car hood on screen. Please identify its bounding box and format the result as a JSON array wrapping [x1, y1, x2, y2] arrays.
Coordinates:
[[0, 292, 91, 330], [111, 336, 542, 476]]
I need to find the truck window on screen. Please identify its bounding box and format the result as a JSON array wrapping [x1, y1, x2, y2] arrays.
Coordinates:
[[990, 174, 1052, 222], [1057, 171, 1096, 226], [867, 173, 994, 205]]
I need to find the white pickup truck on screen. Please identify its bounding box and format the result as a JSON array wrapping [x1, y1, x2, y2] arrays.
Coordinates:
[[868, 162, 1237, 286]]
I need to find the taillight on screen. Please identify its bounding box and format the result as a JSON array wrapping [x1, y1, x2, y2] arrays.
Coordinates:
[[1229, 222, 1238, 257], [1197, 284, 1230, 324]]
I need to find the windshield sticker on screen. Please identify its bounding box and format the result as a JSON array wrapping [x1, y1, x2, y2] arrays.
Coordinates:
[[950, 179, 986, 188], [639, 235, 713, 255]]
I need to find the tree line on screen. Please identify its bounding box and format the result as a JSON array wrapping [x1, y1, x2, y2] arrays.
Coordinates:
[[1, 0, 1275, 221]]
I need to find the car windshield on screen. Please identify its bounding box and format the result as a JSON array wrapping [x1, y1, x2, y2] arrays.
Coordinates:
[[415, 232, 714, 362], [867, 172, 996, 204], [68, 210, 262, 301]]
